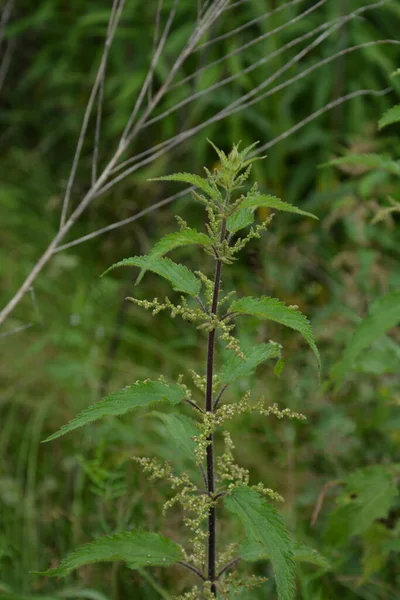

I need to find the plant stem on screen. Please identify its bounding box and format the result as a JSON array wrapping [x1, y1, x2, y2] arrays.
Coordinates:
[[205, 218, 227, 596]]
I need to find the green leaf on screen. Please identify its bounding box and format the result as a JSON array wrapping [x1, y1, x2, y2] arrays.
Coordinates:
[[150, 172, 217, 199], [225, 487, 296, 600], [152, 413, 199, 460], [36, 530, 182, 577], [324, 154, 400, 176], [102, 256, 201, 296], [291, 542, 330, 569], [274, 358, 285, 378], [331, 291, 400, 384], [219, 342, 281, 385], [379, 104, 400, 129], [136, 229, 211, 283], [226, 207, 255, 233], [241, 540, 330, 570], [237, 194, 318, 220], [325, 466, 397, 546], [226, 194, 317, 234], [362, 524, 393, 580], [43, 381, 186, 442], [231, 297, 320, 369]]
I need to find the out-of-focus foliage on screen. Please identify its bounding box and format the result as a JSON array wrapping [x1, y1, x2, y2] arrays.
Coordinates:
[[1, 0, 399, 599]]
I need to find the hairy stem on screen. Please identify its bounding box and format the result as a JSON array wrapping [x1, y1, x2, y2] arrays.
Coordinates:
[[205, 218, 227, 595]]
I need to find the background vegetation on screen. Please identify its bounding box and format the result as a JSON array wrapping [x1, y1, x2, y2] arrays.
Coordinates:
[[0, 1, 399, 598]]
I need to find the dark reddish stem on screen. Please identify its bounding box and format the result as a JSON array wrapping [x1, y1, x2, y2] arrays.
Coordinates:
[[205, 219, 226, 596]]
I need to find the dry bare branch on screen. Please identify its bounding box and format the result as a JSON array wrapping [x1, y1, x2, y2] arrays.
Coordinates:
[[0, 0, 395, 328], [60, 0, 127, 229]]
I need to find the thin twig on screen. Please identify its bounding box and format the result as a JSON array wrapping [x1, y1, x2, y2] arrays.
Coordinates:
[[214, 1, 391, 121], [217, 39, 400, 124], [134, 15, 335, 131], [92, 0, 121, 185], [120, 0, 180, 144], [220, 312, 236, 321], [122, 0, 228, 150], [119, 28, 395, 184], [311, 480, 342, 526], [184, 398, 204, 414], [0, 323, 34, 338], [0, 0, 14, 48], [0, 3, 227, 325], [196, 0, 306, 51], [213, 385, 228, 410], [147, 0, 164, 104], [54, 188, 189, 253], [0, 0, 393, 326], [178, 561, 206, 581], [111, 6, 332, 176], [257, 87, 392, 155], [54, 85, 392, 256], [60, 0, 126, 229], [99, 20, 392, 196], [217, 557, 241, 579], [213, 490, 228, 500], [169, 0, 327, 92]]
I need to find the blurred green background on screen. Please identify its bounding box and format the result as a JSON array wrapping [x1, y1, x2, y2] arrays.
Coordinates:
[[0, 1, 399, 598]]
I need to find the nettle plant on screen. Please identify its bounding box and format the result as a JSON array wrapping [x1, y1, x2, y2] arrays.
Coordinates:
[[39, 142, 322, 599]]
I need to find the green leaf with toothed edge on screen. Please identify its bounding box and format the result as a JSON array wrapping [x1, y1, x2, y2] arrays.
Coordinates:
[[226, 207, 254, 234], [151, 412, 199, 460], [102, 256, 201, 297], [42, 381, 186, 442], [325, 466, 397, 547], [230, 296, 320, 369], [225, 487, 296, 600], [136, 229, 212, 284], [35, 530, 183, 577], [379, 104, 400, 129], [239, 194, 318, 219], [149, 172, 218, 199], [227, 195, 317, 234], [219, 342, 281, 386], [240, 540, 330, 570]]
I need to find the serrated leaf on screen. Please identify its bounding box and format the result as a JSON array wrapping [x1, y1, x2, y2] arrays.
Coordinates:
[[136, 229, 211, 283], [231, 297, 320, 369], [238, 194, 318, 220], [36, 530, 182, 577], [227, 195, 317, 233], [240, 540, 330, 570], [43, 381, 186, 442], [219, 343, 281, 385], [150, 172, 217, 199], [331, 291, 400, 384], [102, 256, 201, 296], [152, 413, 199, 460], [325, 154, 400, 176], [225, 487, 296, 600], [379, 104, 400, 129], [226, 207, 255, 233], [325, 466, 397, 546]]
